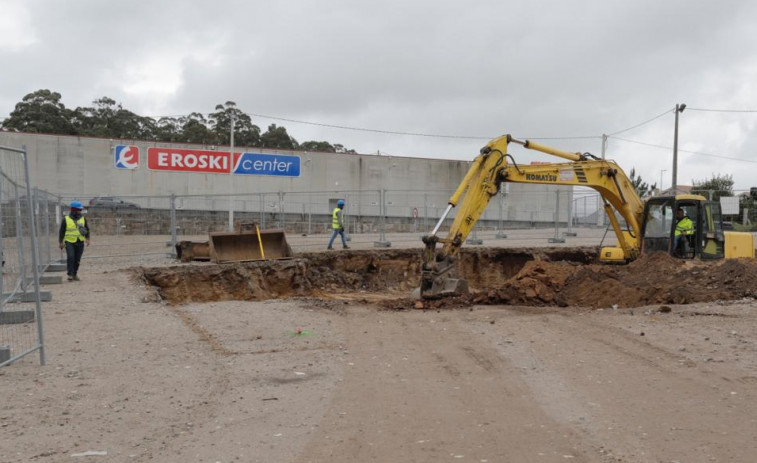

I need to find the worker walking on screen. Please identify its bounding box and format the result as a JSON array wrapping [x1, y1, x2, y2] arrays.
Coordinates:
[[327, 199, 350, 250], [58, 201, 90, 281], [673, 207, 694, 257]]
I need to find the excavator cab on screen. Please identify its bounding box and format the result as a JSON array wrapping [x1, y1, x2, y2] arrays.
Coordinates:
[[640, 195, 725, 260]]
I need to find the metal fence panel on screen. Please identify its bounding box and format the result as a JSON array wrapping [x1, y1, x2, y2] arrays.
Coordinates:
[[1, 146, 47, 367]]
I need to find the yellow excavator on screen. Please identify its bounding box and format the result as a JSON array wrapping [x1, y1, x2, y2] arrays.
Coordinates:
[[418, 134, 755, 299]]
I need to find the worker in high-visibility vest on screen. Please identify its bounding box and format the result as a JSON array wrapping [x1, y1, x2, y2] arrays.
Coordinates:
[[58, 201, 90, 281], [327, 199, 350, 250], [673, 207, 694, 257]]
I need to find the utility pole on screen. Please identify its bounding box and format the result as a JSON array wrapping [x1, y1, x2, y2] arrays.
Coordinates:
[[672, 104, 686, 194], [228, 113, 236, 231], [601, 134, 607, 159]]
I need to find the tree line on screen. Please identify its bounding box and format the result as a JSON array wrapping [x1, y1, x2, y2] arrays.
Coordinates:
[[0, 89, 355, 153]]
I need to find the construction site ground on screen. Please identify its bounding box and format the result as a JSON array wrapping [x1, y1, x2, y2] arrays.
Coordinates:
[[2, 228, 757, 462]]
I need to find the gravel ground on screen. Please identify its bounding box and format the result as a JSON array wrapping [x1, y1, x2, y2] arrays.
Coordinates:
[[2, 229, 756, 462]]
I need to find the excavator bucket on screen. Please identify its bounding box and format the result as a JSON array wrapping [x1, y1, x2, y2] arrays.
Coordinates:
[[413, 275, 469, 300], [415, 241, 470, 300], [209, 226, 293, 263]]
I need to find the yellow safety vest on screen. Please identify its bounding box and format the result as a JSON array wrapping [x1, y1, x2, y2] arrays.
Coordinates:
[[64, 216, 86, 243], [332, 208, 341, 229], [675, 216, 693, 237]]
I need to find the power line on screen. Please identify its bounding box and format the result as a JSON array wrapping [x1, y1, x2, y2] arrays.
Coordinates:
[[247, 111, 605, 141], [246, 112, 493, 140], [4, 104, 756, 146], [517, 135, 601, 141], [687, 107, 757, 113], [606, 108, 673, 137], [609, 136, 757, 163]]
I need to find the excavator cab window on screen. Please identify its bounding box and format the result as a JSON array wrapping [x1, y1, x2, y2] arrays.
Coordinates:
[[701, 201, 725, 259], [641, 197, 726, 260], [641, 199, 675, 254]]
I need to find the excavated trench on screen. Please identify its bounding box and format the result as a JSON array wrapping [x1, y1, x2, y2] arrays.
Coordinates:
[[139, 248, 757, 309]]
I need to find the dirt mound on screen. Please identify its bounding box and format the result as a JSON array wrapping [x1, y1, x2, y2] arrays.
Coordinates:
[[140, 248, 757, 309], [556, 252, 757, 308], [401, 251, 757, 310]]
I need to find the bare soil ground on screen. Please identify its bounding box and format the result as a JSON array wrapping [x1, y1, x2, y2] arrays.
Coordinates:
[[2, 234, 757, 462]]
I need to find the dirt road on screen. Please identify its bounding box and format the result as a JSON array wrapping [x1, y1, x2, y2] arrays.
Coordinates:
[[2, 243, 757, 462]]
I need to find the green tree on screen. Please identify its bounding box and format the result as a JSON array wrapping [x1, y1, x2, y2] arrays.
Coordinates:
[[178, 112, 216, 144], [208, 101, 260, 147], [691, 174, 734, 201], [155, 116, 182, 142], [629, 168, 657, 197], [300, 140, 335, 152], [73, 97, 157, 139], [260, 124, 298, 150], [1, 89, 76, 134]]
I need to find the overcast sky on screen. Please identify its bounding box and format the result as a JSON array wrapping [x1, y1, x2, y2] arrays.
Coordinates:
[[2, 0, 757, 191]]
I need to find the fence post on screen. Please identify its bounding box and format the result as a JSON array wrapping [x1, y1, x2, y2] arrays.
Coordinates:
[[278, 191, 285, 229], [14, 184, 28, 292], [344, 192, 352, 241], [374, 189, 391, 247], [170, 194, 177, 256], [22, 146, 46, 365], [423, 193, 428, 233], [548, 190, 566, 243], [32, 190, 44, 268], [307, 201, 312, 236], [496, 190, 507, 239], [259, 194, 265, 229], [42, 190, 51, 265], [563, 189, 577, 237]]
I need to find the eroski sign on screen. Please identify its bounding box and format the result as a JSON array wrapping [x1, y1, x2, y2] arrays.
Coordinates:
[[147, 148, 231, 173], [114, 145, 139, 169], [233, 152, 301, 177]]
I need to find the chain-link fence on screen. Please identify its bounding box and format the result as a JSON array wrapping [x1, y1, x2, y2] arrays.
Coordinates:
[[1, 146, 56, 367], [58, 186, 589, 253], [57, 186, 757, 257]]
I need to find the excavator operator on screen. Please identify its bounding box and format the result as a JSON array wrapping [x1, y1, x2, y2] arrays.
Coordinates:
[[673, 207, 694, 257]]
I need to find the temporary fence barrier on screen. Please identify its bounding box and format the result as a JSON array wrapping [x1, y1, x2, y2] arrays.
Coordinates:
[[59, 185, 593, 255], [0, 145, 56, 367]]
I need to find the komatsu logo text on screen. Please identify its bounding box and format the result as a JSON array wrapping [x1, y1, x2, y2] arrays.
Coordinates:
[[526, 173, 557, 182]]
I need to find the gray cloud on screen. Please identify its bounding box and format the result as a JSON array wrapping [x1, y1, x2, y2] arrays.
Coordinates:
[[2, 0, 756, 189]]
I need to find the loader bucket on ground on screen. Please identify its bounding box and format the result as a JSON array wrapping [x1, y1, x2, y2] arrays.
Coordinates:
[[175, 241, 210, 262], [209, 229, 293, 263]]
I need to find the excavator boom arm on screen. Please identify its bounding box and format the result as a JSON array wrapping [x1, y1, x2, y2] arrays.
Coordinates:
[[419, 134, 645, 299]]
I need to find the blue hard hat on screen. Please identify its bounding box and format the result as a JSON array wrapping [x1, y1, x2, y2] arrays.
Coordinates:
[[70, 200, 83, 210], [337, 200, 345, 207]]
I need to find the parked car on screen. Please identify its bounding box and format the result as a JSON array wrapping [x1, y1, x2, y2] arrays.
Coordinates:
[[88, 196, 141, 209]]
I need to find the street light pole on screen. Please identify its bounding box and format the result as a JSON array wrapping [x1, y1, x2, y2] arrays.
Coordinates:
[[660, 169, 666, 194], [228, 113, 236, 231], [672, 103, 686, 194]]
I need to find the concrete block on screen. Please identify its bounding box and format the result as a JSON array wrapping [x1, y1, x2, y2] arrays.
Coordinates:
[[2, 291, 52, 303], [0, 345, 10, 363], [40, 275, 63, 285], [45, 263, 67, 272], [0, 310, 35, 324]]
